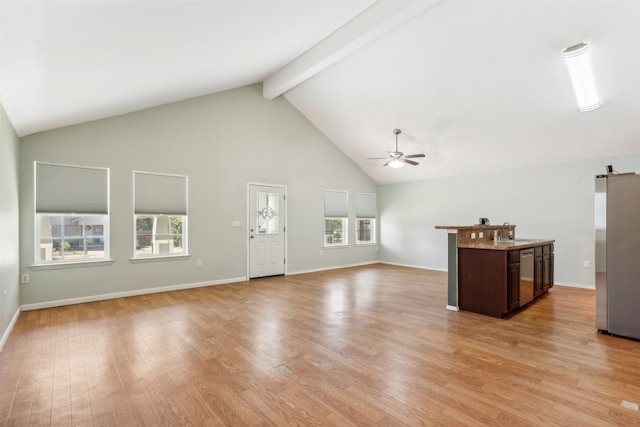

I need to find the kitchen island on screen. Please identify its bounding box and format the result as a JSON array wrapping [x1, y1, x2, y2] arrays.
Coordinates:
[[436, 225, 554, 318]]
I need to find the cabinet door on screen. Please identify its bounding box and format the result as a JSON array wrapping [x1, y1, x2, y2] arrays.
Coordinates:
[[548, 244, 554, 289], [534, 256, 543, 297], [507, 262, 520, 312], [542, 253, 551, 291]]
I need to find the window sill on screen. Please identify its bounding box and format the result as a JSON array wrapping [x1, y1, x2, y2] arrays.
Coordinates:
[[30, 259, 115, 270], [323, 244, 349, 249], [356, 243, 377, 247], [130, 254, 191, 263]]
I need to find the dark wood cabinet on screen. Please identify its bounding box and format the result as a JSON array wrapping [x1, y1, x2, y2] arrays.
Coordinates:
[[458, 248, 508, 318], [542, 243, 554, 291], [534, 252, 543, 297], [458, 242, 554, 318], [507, 259, 520, 312], [534, 244, 554, 296]]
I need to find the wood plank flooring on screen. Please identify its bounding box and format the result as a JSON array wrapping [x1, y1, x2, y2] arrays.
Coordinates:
[[1, 264, 640, 426]]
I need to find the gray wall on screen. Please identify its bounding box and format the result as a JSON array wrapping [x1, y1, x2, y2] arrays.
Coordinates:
[[1, 102, 21, 348], [19, 84, 378, 306], [378, 154, 640, 288]]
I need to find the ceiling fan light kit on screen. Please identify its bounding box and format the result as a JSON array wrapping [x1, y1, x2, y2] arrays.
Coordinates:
[[368, 128, 426, 168]]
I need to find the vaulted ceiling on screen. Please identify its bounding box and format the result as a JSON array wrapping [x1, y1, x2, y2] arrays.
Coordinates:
[[2, 1, 639, 185]]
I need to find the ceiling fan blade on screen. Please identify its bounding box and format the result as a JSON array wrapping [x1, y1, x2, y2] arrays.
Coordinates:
[[382, 160, 392, 167], [404, 154, 425, 159], [401, 158, 420, 166]]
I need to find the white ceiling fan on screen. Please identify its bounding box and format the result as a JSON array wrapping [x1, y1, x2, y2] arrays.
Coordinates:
[[368, 129, 425, 168]]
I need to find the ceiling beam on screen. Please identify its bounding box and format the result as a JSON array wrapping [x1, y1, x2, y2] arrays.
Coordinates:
[[262, 0, 441, 100]]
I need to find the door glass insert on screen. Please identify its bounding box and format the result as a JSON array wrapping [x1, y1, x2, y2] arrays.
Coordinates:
[[257, 192, 279, 234]]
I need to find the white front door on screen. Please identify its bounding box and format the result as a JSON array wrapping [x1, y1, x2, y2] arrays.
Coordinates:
[[249, 184, 285, 278]]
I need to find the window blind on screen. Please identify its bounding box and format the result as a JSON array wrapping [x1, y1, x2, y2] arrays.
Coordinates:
[[134, 171, 188, 215], [324, 190, 348, 218], [356, 193, 376, 218], [35, 162, 109, 214]]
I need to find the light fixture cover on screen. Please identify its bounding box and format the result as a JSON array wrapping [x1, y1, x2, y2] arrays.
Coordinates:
[[562, 42, 600, 112], [388, 159, 403, 168]]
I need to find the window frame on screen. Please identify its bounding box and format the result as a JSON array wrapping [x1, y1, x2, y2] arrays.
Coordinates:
[[355, 192, 377, 246], [355, 218, 376, 245], [36, 214, 110, 264], [133, 171, 188, 259], [324, 217, 348, 247], [324, 190, 349, 248], [34, 162, 110, 266], [134, 214, 187, 258]]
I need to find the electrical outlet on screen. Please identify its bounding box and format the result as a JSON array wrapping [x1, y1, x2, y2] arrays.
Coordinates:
[[319, 249, 323, 256], [584, 260, 591, 268], [196, 260, 202, 268]]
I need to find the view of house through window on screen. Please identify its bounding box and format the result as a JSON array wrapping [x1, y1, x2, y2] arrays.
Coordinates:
[[324, 218, 346, 246], [135, 215, 185, 256], [38, 215, 106, 262]]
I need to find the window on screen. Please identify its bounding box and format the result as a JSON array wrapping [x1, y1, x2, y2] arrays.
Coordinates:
[[324, 190, 348, 247], [356, 192, 376, 245], [35, 162, 110, 264], [134, 171, 188, 257]]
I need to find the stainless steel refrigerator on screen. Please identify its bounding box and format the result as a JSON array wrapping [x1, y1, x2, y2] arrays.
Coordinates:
[[595, 173, 640, 340]]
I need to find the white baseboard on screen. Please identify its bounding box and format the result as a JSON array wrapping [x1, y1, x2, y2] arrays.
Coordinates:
[[446, 305, 459, 311], [379, 261, 447, 272], [0, 306, 22, 352], [552, 282, 594, 290], [20, 276, 247, 311], [287, 261, 379, 276]]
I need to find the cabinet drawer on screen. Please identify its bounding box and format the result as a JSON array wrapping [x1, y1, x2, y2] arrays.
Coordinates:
[[543, 244, 551, 254], [508, 250, 520, 264], [534, 246, 542, 257]]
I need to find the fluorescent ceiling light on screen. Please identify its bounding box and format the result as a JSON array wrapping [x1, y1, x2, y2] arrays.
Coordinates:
[[388, 159, 404, 168], [562, 42, 600, 112]]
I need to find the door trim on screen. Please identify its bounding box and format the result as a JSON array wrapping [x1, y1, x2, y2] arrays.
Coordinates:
[[246, 182, 287, 279]]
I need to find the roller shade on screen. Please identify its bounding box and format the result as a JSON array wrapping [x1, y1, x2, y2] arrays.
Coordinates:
[[35, 162, 109, 214], [135, 171, 188, 215], [356, 193, 376, 218], [324, 190, 348, 218]]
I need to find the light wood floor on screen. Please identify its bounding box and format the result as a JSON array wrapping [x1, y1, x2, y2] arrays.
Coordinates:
[[1, 264, 640, 426]]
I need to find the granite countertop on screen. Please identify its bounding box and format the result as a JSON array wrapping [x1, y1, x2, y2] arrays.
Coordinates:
[[457, 238, 555, 251], [435, 225, 506, 230]]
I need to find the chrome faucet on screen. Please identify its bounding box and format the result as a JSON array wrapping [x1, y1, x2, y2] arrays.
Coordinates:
[[502, 222, 511, 240]]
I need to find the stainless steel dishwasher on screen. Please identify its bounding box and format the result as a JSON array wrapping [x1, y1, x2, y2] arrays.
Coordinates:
[[520, 249, 534, 306]]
